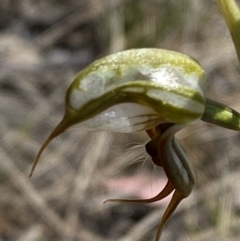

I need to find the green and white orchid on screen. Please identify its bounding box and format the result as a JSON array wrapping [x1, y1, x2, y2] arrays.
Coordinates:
[[31, 0, 240, 240]]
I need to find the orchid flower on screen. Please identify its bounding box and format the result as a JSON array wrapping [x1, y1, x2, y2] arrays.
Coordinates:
[[31, 1, 240, 240]]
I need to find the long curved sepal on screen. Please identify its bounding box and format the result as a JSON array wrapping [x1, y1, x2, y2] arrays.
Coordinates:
[[155, 190, 185, 241], [104, 181, 183, 241], [104, 180, 186, 241], [104, 180, 174, 204], [29, 117, 70, 177]]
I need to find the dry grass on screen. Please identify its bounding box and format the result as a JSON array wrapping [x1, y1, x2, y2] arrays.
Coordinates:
[[1, 0, 240, 241]]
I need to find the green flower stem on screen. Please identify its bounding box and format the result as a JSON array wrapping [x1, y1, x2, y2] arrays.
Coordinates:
[[202, 98, 240, 131], [217, 0, 240, 63]]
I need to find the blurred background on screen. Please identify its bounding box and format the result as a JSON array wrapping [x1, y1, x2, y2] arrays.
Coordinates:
[[1, 0, 240, 241]]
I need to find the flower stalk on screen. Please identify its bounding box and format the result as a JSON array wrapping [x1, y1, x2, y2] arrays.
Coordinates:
[[217, 0, 240, 63]]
